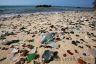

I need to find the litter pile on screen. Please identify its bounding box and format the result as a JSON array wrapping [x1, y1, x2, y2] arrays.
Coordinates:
[[10, 44, 38, 64]]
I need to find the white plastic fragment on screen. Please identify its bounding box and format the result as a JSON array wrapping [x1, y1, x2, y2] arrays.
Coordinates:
[[47, 42, 58, 48], [29, 47, 36, 54], [40, 33, 46, 43], [11, 48, 18, 54]]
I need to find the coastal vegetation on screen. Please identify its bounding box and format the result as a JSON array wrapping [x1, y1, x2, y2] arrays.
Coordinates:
[[93, 0, 96, 9], [36, 5, 52, 7]]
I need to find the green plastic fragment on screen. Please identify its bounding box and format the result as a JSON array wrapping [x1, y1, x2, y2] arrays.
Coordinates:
[[26, 53, 38, 62]]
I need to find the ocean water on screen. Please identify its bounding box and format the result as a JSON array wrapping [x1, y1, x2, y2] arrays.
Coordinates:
[[0, 6, 93, 15]]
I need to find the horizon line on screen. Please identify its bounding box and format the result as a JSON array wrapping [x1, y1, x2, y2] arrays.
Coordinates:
[[0, 5, 93, 8]]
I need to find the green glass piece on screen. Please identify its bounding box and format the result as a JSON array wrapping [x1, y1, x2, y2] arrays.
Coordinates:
[[26, 53, 38, 62]]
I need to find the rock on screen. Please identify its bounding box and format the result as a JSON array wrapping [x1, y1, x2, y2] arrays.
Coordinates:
[[33, 61, 40, 64], [70, 31, 74, 34], [10, 45, 15, 48], [78, 46, 84, 49], [76, 34, 79, 37], [86, 45, 91, 48], [63, 54, 67, 57], [95, 57, 96, 63], [27, 44, 34, 49], [3, 40, 19, 45], [20, 50, 29, 56], [50, 25, 55, 28], [83, 53, 87, 56], [1, 47, 9, 50], [74, 50, 78, 53], [0, 56, 6, 62], [19, 58, 25, 64], [78, 58, 87, 64], [72, 40, 78, 46], [66, 38, 70, 40], [42, 50, 54, 63], [55, 37, 61, 41], [93, 46, 96, 48], [80, 39, 85, 42], [72, 40, 80, 46], [39, 30, 46, 33], [16, 15, 21, 18], [67, 50, 74, 55], [32, 34, 36, 37]]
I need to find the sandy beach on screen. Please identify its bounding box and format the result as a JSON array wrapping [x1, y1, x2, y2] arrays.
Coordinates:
[[0, 11, 96, 64]]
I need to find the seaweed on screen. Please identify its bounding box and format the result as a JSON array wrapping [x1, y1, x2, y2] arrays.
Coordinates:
[[0, 32, 16, 40], [0, 35, 6, 40], [20, 27, 30, 34], [5, 40, 20, 45], [27, 39, 34, 42]]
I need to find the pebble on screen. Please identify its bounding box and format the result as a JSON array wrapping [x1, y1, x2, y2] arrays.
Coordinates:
[[27, 44, 34, 49], [82, 53, 87, 56], [19, 58, 25, 64], [50, 25, 55, 28], [66, 38, 70, 40], [76, 34, 79, 37], [93, 46, 96, 48], [70, 31, 74, 34], [78, 46, 84, 49], [2, 47, 9, 50], [0, 57, 6, 62], [32, 34, 35, 37], [78, 58, 87, 64], [63, 54, 67, 57], [74, 50, 78, 53], [86, 45, 91, 48], [67, 50, 74, 55], [55, 37, 61, 41], [61, 28, 65, 31], [80, 39, 85, 42], [72, 40, 78, 46], [20, 50, 29, 56], [15, 61, 21, 64]]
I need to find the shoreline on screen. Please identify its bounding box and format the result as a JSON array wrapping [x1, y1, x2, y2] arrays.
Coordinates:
[[0, 10, 94, 18]]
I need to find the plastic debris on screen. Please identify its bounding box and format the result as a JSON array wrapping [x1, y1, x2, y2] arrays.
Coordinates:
[[47, 42, 58, 48], [41, 32, 56, 44], [26, 53, 38, 62], [11, 48, 18, 54], [42, 50, 54, 63], [40, 32, 58, 48], [29, 47, 37, 54]]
